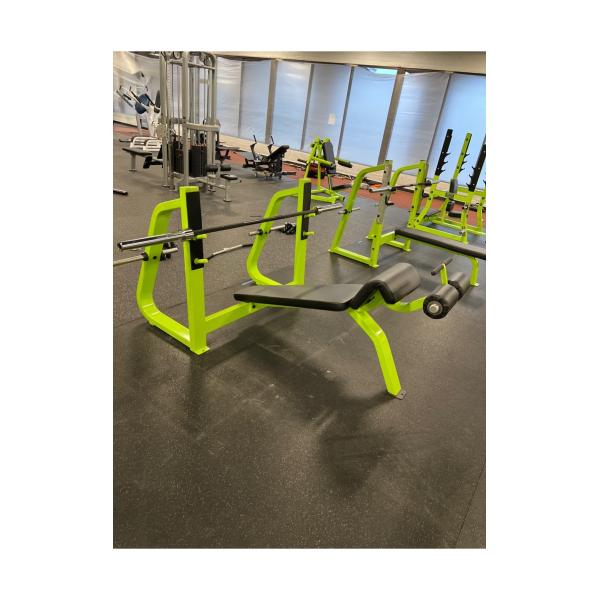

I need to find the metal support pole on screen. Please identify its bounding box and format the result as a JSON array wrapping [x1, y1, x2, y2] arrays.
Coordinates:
[[377, 68, 405, 165], [300, 63, 315, 151], [264, 60, 278, 143], [159, 52, 169, 187], [237, 61, 245, 138], [182, 52, 190, 186], [205, 53, 218, 164], [337, 66, 355, 157]]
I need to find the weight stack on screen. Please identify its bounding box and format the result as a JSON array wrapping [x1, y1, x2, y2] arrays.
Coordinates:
[[173, 144, 207, 177]]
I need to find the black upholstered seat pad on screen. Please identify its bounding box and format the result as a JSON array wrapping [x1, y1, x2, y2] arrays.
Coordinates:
[[122, 147, 153, 156], [234, 284, 363, 311], [395, 226, 486, 260]]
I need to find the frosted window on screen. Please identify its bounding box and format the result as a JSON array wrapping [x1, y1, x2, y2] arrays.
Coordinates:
[[339, 67, 396, 165], [303, 63, 352, 151], [271, 61, 311, 149], [239, 60, 271, 141], [429, 73, 486, 185], [216, 57, 242, 136], [387, 71, 449, 166]]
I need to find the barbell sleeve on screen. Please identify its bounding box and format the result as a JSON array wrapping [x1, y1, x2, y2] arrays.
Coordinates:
[[118, 230, 194, 251], [113, 246, 178, 267]]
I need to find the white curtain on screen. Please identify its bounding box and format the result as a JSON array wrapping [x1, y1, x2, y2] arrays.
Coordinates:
[[238, 60, 272, 142], [303, 63, 352, 151], [216, 57, 242, 136], [271, 60, 311, 149], [387, 71, 449, 166], [339, 67, 396, 165]]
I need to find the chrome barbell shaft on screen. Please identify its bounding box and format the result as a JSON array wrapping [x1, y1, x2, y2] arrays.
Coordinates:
[[118, 203, 344, 251]]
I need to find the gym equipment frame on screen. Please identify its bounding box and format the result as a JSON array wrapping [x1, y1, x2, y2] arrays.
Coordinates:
[[301, 137, 354, 203], [329, 160, 429, 267], [329, 142, 486, 283], [156, 51, 239, 200], [116, 180, 478, 396], [412, 131, 486, 242]]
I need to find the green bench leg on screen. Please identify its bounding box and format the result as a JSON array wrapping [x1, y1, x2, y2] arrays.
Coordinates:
[[348, 308, 402, 397]]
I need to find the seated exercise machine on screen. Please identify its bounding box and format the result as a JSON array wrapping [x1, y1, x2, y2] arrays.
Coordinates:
[[115, 179, 476, 397], [298, 137, 354, 203], [115, 75, 161, 140], [242, 135, 295, 179], [116, 86, 163, 172]]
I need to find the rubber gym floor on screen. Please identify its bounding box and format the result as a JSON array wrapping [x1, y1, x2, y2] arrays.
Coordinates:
[[113, 130, 486, 548]]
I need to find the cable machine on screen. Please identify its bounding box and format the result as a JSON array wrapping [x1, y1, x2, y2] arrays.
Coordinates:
[[157, 51, 238, 199]]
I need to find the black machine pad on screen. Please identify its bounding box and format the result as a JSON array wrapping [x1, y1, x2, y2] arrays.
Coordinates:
[[122, 147, 153, 157], [268, 145, 289, 160], [234, 284, 363, 311], [233, 263, 422, 311], [395, 226, 486, 260]]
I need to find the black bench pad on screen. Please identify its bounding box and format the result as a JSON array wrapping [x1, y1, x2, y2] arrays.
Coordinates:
[[234, 284, 363, 311], [122, 147, 153, 157], [347, 263, 421, 309], [395, 226, 486, 260], [234, 263, 421, 311]]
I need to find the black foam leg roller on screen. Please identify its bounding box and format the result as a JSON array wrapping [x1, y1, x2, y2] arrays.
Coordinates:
[[423, 284, 460, 319], [448, 272, 470, 298]]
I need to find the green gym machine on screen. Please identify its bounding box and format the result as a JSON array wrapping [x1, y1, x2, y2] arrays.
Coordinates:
[[329, 132, 486, 284], [301, 137, 354, 203], [411, 130, 486, 242], [115, 179, 480, 396], [329, 159, 430, 267]]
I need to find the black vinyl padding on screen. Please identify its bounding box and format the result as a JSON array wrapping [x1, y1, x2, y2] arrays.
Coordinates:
[[448, 272, 470, 297], [234, 284, 363, 311], [322, 141, 337, 174], [347, 263, 421, 309], [233, 262, 421, 311], [268, 145, 289, 160], [122, 147, 152, 156], [395, 226, 486, 260]]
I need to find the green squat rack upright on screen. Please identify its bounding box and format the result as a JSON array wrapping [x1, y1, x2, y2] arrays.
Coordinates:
[[329, 159, 430, 267], [410, 129, 486, 242], [301, 137, 354, 203], [116, 179, 481, 397]]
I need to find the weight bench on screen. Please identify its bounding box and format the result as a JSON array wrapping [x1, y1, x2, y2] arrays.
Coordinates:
[[234, 261, 471, 396], [122, 147, 153, 172], [395, 226, 486, 261]]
